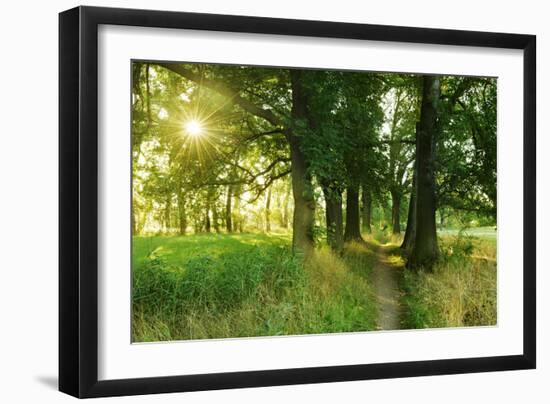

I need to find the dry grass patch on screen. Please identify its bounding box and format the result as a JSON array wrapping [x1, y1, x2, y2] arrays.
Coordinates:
[[402, 235, 497, 329]]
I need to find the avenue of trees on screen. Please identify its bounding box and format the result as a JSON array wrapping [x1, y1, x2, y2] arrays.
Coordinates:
[[132, 62, 496, 269]]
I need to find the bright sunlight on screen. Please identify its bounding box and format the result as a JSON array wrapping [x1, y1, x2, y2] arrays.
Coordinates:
[[184, 119, 203, 136]]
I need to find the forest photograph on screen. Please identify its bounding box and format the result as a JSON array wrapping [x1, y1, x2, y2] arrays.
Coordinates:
[[131, 61, 497, 343]]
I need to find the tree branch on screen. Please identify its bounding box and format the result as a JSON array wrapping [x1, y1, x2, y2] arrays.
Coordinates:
[[242, 128, 285, 142], [157, 63, 283, 127], [246, 170, 292, 203]]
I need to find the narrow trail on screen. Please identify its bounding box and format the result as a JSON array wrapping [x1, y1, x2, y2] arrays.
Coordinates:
[[371, 244, 403, 330]]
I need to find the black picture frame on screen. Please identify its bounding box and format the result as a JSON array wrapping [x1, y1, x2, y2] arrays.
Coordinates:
[[59, 5, 536, 398]]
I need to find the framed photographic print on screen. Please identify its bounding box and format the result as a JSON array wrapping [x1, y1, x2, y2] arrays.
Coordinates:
[[59, 6, 536, 398]]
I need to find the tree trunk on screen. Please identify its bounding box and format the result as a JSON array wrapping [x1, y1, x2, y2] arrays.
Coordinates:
[[289, 134, 315, 253], [193, 212, 202, 233], [225, 185, 233, 233], [136, 212, 146, 235], [278, 194, 286, 228], [177, 191, 187, 235], [401, 159, 417, 251], [344, 185, 363, 241], [265, 186, 272, 232], [233, 186, 245, 233], [322, 184, 344, 252], [281, 180, 291, 229], [409, 76, 440, 270], [164, 195, 171, 234], [391, 190, 401, 235], [289, 70, 315, 255], [205, 204, 211, 233], [361, 186, 372, 234], [212, 203, 220, 233]]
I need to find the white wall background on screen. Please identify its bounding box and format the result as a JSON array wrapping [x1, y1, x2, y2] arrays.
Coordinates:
[[0, 0, 546, 402]]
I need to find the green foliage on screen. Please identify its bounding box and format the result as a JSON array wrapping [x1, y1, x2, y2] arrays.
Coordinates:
[[437, 77, 497, 217]]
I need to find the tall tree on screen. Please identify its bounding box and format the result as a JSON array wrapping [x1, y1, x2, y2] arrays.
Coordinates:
[[361, 185, 372, 234], [409, 76, 440, 269], [225, 185, 233, 232], [401, 155, 417, 251], [157, 63, 316, 254], [177, 189, 187, 235], [265, 186, 272, 232], [287, 70, 316, 254], [344, 186, 363, 241]]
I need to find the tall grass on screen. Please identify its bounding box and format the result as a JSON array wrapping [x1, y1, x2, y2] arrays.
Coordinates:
[[132, 234, 377, 342], [401, 235, 497, 329]]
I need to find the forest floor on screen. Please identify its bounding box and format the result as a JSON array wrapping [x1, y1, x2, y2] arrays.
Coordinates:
[[370, 242, 404, 330]]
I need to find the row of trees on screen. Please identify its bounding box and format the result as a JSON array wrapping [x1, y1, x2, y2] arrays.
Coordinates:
[[132, 62, 496, 269]]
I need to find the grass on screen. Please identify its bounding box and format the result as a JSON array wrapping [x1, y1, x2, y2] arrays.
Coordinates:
[[132, 229, 497, 341], [401, 234, 497, 329], [132, 233, 378, 342]]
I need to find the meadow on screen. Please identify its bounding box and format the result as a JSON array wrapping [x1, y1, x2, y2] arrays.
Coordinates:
[[132, 230, 496, 342], [132, 233, 378, 341]]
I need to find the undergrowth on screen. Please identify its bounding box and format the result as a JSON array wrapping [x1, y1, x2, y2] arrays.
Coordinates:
[[132, 234, 377, 341], [401, 234, 497, 329]]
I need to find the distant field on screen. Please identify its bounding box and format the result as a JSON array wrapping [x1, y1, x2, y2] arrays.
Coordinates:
[[438, 226, 497, 241]]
